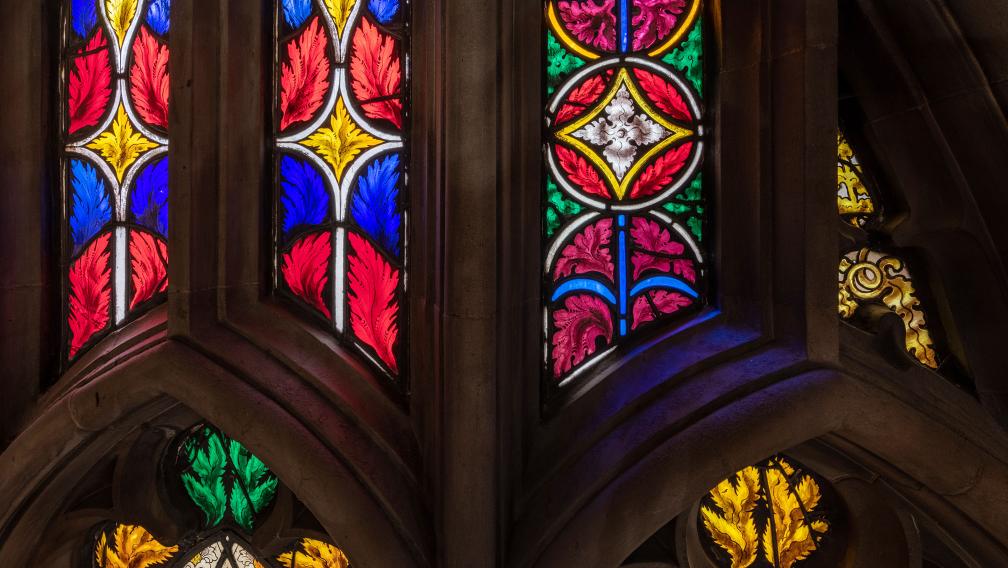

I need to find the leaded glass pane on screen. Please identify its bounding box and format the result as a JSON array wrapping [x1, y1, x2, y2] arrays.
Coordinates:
[[273, 0, 410, 383], [544, 0, 707, 387], [62, 0, 171, 363]]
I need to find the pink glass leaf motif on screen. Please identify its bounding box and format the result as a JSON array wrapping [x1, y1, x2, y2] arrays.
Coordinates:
[[631, 0, 687, 52], [557, 0, 617, 51], [555, 218, 615, 281], [631, 290, 691, 330], [630, 216, 686, 280], [552, 294, 614, 378]]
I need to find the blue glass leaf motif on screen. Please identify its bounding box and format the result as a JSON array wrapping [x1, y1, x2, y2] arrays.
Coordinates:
[[71, 0, 98, 38], [351, 154, 401, 257], [132, 158, 169, 236], [146, 0, 171, 35], [281, 0, 313, 28], [70, 160, 112, 250], [368, 0, 400, 23], [280, 156, 329, 234]]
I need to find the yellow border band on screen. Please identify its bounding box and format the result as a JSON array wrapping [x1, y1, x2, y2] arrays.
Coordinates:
[[548, 0, 702, 60], [648, 0, 702, 57], [547, 2, 601, 60]]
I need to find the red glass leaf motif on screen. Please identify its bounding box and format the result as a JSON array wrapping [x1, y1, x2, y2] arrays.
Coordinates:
[[555, 74, 609, 124], [280, 17, 332, 131], [129, 230, 168, 309], [350, 19, 403, 128], [130, 27, 170, 129], [68, 232, 112, 357], [69, 33, 112, 134], [556, 145, 610, 199], [552, 294, 613, 378], [631, 0, 688, 52], [557, 0, 617, 51], [629, 142, 692, 199], [630, 216, 684, 280], [631, 290, 691, 330], [347, 233, 400, 374], [282, 232, 332, 318], [555, 218, 614, 281], [632, 68, 691, 122]]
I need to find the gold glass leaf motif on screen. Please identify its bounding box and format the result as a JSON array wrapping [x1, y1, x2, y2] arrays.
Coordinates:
[[87, 105, 158, 181], [700, 457, 831, 568], [839, 248, 938, 368], [324, 0, 358, 38], [277, 538, 352, 568], [106, 0, 139, 47], [301, 98, 380, 183], [95, 524, 179, 568], [700, 466, 760, 568], [837, 132, 875, 227], [762, 468, 825, 568]]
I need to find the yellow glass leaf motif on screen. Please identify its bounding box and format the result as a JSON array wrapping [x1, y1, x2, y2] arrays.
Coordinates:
[[839, 248, 938, 368], [301, 98, 380, 183], [837, 132, 876, 227], [277, 538, 351, 568], [324, 0, 358, 38], [87, 105, 158, 182], [700, 456, 831, 568], [95, 523, 179, 568], [106, 0, 139, 47], [700, 466, 760, 568], [762, 468, 823, 568]]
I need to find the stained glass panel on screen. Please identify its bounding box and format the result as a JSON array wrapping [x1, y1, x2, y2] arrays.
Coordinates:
[[172, 425, 279, 532], [836, 131, 876, 227], [698, 456, 839, 568], [63, 0, 171, 362], [838, 248, 938, 368], [544, 0, 707, 387], [273, 0, 409, 383]]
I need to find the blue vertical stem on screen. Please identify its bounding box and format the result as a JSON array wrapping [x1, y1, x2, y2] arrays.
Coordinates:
[[619, 0, 630, 52], [618, 215, 628, 336]]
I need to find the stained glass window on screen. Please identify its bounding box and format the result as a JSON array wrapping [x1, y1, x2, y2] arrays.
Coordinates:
[[93, 525, 352, 567], [90, 424, 353, 567], [698, 456, 839, 568], [273, 0, 409, 383], [544, 0, 707, 387], [836, 132, 876, 228], [838, 248, 937, 368], [835, 131, 939, 370], [62, 0, 171, 362]]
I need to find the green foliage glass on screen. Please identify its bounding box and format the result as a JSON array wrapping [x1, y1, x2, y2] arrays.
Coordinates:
[[663, 18, 703, 94], [178, 425, 279, 532]]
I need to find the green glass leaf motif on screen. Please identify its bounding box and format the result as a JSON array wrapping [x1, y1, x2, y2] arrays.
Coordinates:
[[228, 439, 279, 532], [545, 175, 582, 238], [664, 175, 705, 242], [662, 18, 703, 95], [178, 425, 279, 532], [180, 428, 229, 526], [546, 30, 585, 97]]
